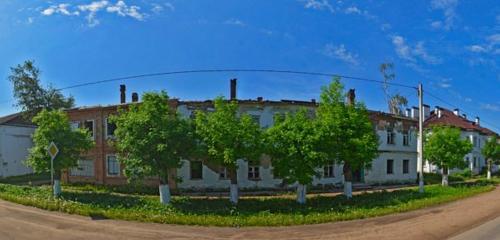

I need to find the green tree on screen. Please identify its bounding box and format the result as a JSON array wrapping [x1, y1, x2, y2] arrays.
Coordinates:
[[482, 136, 500, 179], [110, 91, 195, 204], [26, 109, 93, 196], [316, 78, 379, 198], [424, 126, 473, 186], [265, 109, 328, 204], [8, 60, 75, 119], [194, 97, 262, 204]]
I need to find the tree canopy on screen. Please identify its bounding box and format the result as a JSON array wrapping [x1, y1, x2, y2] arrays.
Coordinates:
[[482, 136, 500, 164], [110, 91, 195, 184], [424, 126, 473, 171], [26, 109, 94, 178], [9, 60, 74, 119], [265, 109, 328, 186]]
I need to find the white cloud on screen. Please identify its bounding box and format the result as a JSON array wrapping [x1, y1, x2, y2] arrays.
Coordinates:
[[467, 34, 500, 55], [391, 35, 441, 65], [344, 6, 361, 15], [301, 0, 334, 13], [481, 103, 500, 112], [430, 0, 458, 30], [106, 1, 144, 21], [151, 3, 174, 14], [224, 18, 246, 27], [39, 1, 151, 27], [78, 1, 109, 27], [392, 36, 415, 62], [413, 42, 442, 64], [467, 45, 487, 53], [322, 44, 359, 65], [41, 3, 79, 16], [437, 78, 452, 88]]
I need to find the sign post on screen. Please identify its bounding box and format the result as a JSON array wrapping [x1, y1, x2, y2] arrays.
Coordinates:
[[47, 142, 59, 197]]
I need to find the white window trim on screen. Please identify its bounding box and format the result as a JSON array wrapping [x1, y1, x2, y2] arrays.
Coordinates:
[[248, 165, 260, 180], [402, 159, 410, 174], [323, 164, 335, 178], [84, 119, 95, 141], [104, 118, 116, 140], [106, 154, 120, 177]]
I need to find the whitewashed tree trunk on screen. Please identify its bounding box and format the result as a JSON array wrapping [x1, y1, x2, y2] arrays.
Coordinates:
[[442, 166, 449, 186], [230, 184, 239, 204], [296, 184, 306, 204], [159, 184, 171, 204], [53, 180, 61, 197], [344, 181, 352, 199], [487, 160, 492, 180], [442, 174, 449, 186]]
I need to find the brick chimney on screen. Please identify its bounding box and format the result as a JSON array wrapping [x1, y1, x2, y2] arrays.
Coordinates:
[[346, 89, 355, 106], [230, 79, 237, 100], [120, 85, 126, 104], [131, 92, 139, 102]]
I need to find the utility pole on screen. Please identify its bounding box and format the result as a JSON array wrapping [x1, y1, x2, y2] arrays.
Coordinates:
[[417, 83, 424, 193]]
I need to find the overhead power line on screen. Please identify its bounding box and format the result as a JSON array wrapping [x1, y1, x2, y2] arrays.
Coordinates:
[[56, 69, 417, 91]]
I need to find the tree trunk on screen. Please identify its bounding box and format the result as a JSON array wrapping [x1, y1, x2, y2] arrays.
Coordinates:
[[296, 184, 306, 204], [442, 166, 449, 186], [53, 171, 61, 197], [159, 174, 171, 204], [487, 160, 492, 180], [229, 168, 239, 204], [343, 163, 353, 199]]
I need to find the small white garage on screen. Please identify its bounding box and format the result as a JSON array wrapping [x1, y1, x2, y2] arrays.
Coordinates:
[[0, 113, 34, 178]]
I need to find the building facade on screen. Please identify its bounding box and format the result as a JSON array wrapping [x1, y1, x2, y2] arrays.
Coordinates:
[[424, 107, 498, 174], [0, 113, 35, 178], [63, 84, 419, 189]]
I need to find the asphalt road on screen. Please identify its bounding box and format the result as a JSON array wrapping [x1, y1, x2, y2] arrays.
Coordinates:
[[449, 216, 500, 240], [0, 187, 499, 240]]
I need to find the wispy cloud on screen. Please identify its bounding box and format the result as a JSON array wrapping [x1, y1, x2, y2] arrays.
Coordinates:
[[481, 103, 500, 112], [430, 0, 458, 30], [40, 1, 155, 27], [467, 33, 500, 55], [151, 2, 174, 14], [322, 44, 359, 66], [301, 0, 334, 13], [41, 3, 79, 16], [391, 35, 442, 65], [437, 78, 452, 88], [224, 18, 246, 27]]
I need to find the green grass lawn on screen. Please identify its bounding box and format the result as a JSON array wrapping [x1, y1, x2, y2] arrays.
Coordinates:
[[0, 179, 497, 227]]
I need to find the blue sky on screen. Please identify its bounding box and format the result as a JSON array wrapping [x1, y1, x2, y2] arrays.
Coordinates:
[[0, 0, 499, 131]]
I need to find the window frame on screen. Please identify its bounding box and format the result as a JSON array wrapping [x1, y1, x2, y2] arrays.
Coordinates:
[[402, 159, 409, 174], [386, 129, 395, 145], [106, 154, 120, 177], [323, 164, 335, 178], [219, 167, 228, 180], [190, 161, 203, 180], [386, 159, 394, 175], [248, 165, 260, 180], [402, 131, 409, 146], [84, 119, 95, 140], [104, 117, 117, 140]]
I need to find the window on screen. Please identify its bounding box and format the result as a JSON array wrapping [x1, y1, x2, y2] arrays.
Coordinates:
[[387, 129, 395, 145], [403, 160, 409, 174], [106, 155, 120, 176], [70, 160, 94, 177], [105, 118, 117, 139], [402, 131, 409, 146], [248, 165, 260, 180], [323, 164, 335, 178], [387, 159, 394, 174], [70, 121, 80, 131], [190, 161, 203, 179], [219, 167, 228, 180], [84, 120, 94, 139], [473, 157, 477, 168]]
